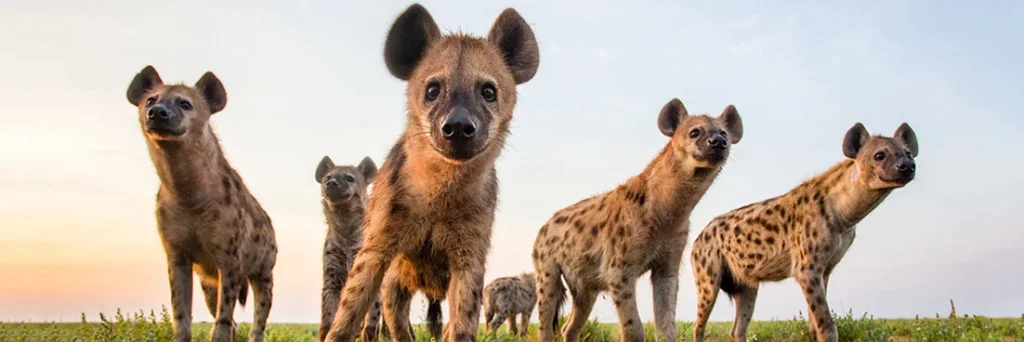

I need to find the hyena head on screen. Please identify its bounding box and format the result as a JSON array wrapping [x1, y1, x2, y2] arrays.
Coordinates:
[[315, 156, 379, 206], [518, 272, 536, 289], [126, 65, 227, 143], [842, 122, 918, 189], [383, 3, 540, 162], [657, 98, 744, 169]]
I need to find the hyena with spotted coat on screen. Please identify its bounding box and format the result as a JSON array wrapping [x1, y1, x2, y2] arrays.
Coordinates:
[[315, 156, 447, 342], [483, 272, 536, 337], [690, 123, 919, 342], [324, 4, 540, 342], [533, 99, 744, 342], [126, 66, 277, 342]]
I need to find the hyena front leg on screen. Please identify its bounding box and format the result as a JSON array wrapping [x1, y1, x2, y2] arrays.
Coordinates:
[[361, 293, 383, 342], [797, 267, 837, 342], [249, 272, 274, 342], [325, 246, 394, 342], [381, 269, 415, 342], [167, 254, 193, 342], [650, 247, 683, 342], [610, 275, 643, 342], [210, 261, 244, 342], [442, 258, 486, 342]]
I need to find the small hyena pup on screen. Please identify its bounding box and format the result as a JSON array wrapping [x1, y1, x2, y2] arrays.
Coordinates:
[[533, 98, 744, 342], [483, 273, 537, 337], [690, 123, 919, 342], [126, 66, 277, 342], [324, 3, 540, 342], [315, 155, 382, 341]]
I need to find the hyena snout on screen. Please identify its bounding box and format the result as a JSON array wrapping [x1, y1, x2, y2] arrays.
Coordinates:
[[323, 177, 354, 201], [435, 107, 489, 161], [708, 134, 728, 150], [145, 104, 184, 136], [441, 108, 479, 142], [895, 158, 916, 182]]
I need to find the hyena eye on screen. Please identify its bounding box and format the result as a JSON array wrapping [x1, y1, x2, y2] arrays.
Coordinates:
[[481, 84, 497, 102], [145, 97, 156, 107], [178, 100, 193, 110], [720, 130, 728, 137], [425, 82, 441, 101], [689, 128, 701, 139], [344, 174, 356, 183], [874, 152, 885, 161]]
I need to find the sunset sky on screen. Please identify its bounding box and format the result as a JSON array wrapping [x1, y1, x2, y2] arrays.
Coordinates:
[[1, 0, 1022, 324]]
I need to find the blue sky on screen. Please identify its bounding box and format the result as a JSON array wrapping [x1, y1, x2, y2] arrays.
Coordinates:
[[1, 0, 1022, 324]]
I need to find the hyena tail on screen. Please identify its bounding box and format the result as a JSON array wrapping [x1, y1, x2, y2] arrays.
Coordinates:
[[549, 267, 567, 333], [426, 298, 443, 340], [238, 281, 249, 307]]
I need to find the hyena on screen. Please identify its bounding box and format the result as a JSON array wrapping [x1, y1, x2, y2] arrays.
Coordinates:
[[483, 273, 537, 337], [315, 155, 447, 342], [324, 3, 540, 342], [126, 66, 277, 342], [689, 123, 919, 342], [533, 98, 744, 342]]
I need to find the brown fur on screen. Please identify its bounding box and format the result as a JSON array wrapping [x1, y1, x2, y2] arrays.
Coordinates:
[[324, 4, 540, 342], [689, 123, 919, 342], [533, 99, 744, 342], [483, 273, 537, 338], [125, 66, 277, 342]]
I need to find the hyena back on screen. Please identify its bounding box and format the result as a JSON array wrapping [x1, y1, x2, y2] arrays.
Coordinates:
[[324, 3, 540, 342], [126, 66, 277, 342], [533, 99, 743, 342], [690, 123, 919, 342], [483, 272, 537, 337]]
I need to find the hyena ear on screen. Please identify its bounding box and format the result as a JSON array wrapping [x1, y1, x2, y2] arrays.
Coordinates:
[[893, 122, 918, 157], [126, 65, 163, 106], [487, 8, 540, 84], [657, 98, 689, 137], [384, 3, 441, 81], [842, 122, 870, 159], [358, 156, 378, 182], [194, 72, 227, 114], [315, 156, 334, 183], [717, 105, 743, 144]]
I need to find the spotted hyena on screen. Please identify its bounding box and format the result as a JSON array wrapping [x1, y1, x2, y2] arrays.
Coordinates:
[[483, 273, 537, 337], [690, 122, 919, 342], [126, 66, 277, 342], [323, 3, 540, 342], [533, 98, 744, 342]]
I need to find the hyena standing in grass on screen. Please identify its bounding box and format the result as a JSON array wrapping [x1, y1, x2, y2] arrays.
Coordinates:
[[690, 123, 919, 342], [324, 3, 540, 342], [126, 66, 277, 342], [533, 98, 744, 342], [483, 273, 537, 338], [315, 155, 447, 342]]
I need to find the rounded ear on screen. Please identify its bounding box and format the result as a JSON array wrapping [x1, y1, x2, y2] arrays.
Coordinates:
[[126, 65, 163, 106], [194, 72, 227, 114], [358, 156, 379, 181], [384, 3, 441, 81], [717, 105, 743, 144], [842, 123, 870, 159], [657, 98, 689, 137], [893, 122, 918, 157], [487, 8, 540, 84], [315, 156, 335, 183]]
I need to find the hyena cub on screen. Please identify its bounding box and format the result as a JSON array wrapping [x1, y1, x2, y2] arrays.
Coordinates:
[[483, 273, 537, 337], [324, 4, 540, 342], [315, 155, 383, 341], [690, 123, 919, 342], [533, 98, 744, 342], [126, 66, 277, 342]]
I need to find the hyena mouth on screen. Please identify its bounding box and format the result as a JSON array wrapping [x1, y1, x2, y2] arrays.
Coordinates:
[[146, 126, 186, 138]]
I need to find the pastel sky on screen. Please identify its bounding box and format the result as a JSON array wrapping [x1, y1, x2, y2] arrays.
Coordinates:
[[1, 0, 1022, 325]]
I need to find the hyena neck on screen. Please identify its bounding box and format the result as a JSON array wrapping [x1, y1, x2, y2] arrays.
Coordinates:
[[147, 127, 227, 204], [399, 131, 499, 203], [628, 143, 721, 226], [802, 159, 892, 229], [323, 199, 365, 240]]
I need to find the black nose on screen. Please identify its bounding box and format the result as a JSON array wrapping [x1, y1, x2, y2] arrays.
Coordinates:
[[441, 111, 478, 142], [897, 160, 916, 173], [325, 179, 339, 188], [147, 105, 172, 121], [708, 135, 727, 149]]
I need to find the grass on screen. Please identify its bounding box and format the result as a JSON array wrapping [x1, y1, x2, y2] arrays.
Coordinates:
[[1, 305, 1021, 342]]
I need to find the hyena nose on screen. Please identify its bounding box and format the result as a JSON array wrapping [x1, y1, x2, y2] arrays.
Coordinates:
[[441, 111, 478, 141], [897, 160, 916, 173], [325, 179, 339, 188], [708, 135, 727, 149], [147, 105, 172, 121]]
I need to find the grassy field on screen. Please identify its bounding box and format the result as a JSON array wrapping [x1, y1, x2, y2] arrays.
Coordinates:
[[1, 306, 1021, 342]]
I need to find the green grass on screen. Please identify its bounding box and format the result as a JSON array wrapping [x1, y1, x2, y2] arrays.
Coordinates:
[[1, 306, 1021, 341]]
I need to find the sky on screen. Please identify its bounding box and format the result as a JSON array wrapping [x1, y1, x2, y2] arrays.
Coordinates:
[[1, 0, 1022, 325]]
